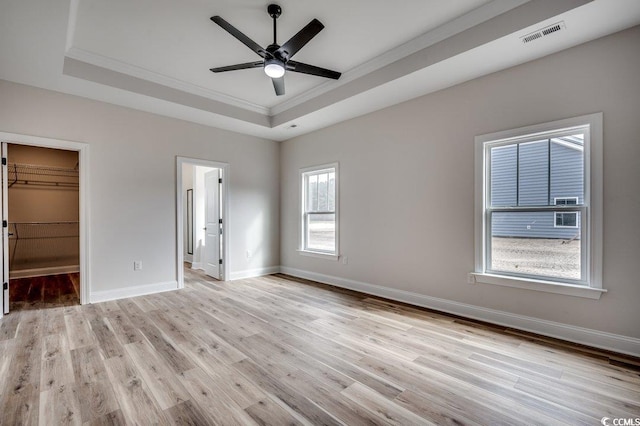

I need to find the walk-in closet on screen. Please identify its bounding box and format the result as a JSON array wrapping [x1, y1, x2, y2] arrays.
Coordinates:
[[7, 144, 79, 310]]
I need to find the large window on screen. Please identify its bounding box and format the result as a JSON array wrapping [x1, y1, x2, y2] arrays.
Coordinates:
[[474, 114, 604, 299], [300, 164, 338, 257]]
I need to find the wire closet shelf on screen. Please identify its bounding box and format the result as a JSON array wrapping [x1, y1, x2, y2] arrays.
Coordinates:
[[8, 163, 79, 188]]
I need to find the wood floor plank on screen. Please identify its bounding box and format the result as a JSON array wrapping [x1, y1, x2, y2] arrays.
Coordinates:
[[1, 269, 639, 424], [103, 352, 167, 425], [40, 333, 75, 390], [85, 409, 126, 426], [281, 369, 388, 426], [124, 339, 190, 410], [88, 316, 124, 359], [177, 367, 258, 425], [341, 382, 435, 426], [244, 397, 307, 426], [165, 399, 214, 425], [75, 379, 120, 423], [64, 307, 96, 350], [233, 358, 344, 426], [38, 383, 82, 426]]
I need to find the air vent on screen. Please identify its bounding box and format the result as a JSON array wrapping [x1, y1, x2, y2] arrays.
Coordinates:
[[521, 21, 566, 44]]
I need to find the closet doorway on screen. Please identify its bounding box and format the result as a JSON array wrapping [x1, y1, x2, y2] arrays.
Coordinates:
[[4, 143, 80, 312]]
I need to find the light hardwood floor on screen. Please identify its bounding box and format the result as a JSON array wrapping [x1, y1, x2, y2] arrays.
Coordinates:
[[1, 268, 639, 425]]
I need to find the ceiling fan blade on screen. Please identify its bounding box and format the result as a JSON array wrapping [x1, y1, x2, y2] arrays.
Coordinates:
[[287, 61, 341, 79], [272, 77, 285, 96], [211, 16, 267, 58], [277, 19, 324, 59], [210, 61, 263, 73]]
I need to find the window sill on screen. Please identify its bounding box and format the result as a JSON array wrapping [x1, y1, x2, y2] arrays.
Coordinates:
[[469, 273, 606, 300], [297, 250, 339, 261]]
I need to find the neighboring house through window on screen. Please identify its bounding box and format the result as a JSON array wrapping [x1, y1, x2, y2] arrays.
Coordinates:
[[473, 114, 604, 299], [300, 163, 339, 259]]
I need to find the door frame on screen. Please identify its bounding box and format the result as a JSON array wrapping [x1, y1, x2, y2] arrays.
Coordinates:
[[176, 157, 229, 288], [0, 132, 90, 318]]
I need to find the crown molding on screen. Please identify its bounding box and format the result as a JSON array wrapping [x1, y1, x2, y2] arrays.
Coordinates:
[[65, 47, 270, 116]]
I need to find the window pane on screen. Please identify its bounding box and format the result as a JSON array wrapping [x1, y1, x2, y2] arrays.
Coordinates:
[[490, 145, 517, 207], [550, 134, 584, 205], [307, 213, 335, 252], [328, 172, 335, 211], [491, 211, 581, 280], [317, 173, 328, 212], [307, 174, 318, 212], [518, 140, 549, 206]]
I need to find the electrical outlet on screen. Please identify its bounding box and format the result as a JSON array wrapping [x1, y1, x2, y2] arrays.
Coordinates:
[[246, 250, 252, 258], [342, 256, 348, 265], [134, 260, 142, 271]]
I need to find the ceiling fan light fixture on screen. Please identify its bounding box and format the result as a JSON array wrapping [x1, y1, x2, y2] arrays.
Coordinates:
[[264, 58, 285, 78]]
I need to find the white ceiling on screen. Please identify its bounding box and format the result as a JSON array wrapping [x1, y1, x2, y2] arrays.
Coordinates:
[[2, 0, 640, 141]]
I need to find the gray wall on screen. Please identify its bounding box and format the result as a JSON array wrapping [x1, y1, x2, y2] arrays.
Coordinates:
[[280, 26, 640, 339], [0, 80, 280, 294]]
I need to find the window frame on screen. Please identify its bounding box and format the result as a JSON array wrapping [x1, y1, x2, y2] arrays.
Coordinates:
[[299, 163, 339, 260], [473, 113, 605, 299]]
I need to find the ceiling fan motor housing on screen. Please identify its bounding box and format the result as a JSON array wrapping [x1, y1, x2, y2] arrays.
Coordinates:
[[268, 4, 282, 19]]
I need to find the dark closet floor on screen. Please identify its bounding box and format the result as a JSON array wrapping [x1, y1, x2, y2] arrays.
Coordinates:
[[9, 273, 79, 311]]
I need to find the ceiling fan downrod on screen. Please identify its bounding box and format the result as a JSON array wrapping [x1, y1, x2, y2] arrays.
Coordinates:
[[268, 4, 281, 45]]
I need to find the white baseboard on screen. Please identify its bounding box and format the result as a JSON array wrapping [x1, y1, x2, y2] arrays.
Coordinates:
[[230, 266, 281, 281], [90, 281, 178, 304], [190, 262, 203, 271], [10, 265, 80, 279], [280, 266, 640, 357]]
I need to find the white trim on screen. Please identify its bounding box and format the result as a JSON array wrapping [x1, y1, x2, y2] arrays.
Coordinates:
[[90, 281, 177, 304], [10, 265, 80, 279], [553, 211, 579, 228], [296, 250, 339, 261], [474, 113, 603, 293], [65, 47, 269, 116], [280, 267, 640, 357], [299, 162, 339, 257], [0, 132, 90, 306], [470, 272, 605, 299], [229, 266, 281, 281], [176, 157, 229, 288], [190, 262, 203, 271]]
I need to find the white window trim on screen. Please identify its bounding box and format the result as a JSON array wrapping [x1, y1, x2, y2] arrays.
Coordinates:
[[553, 196, 579, 205], [473, 113, 604, 299], [299, 162, 339, 260], [554, 211, 579, 228], [553, 197, 579, 228]]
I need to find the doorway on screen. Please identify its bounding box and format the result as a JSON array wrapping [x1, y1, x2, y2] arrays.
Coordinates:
[[177, 157, 229, 288], [0, 135, 88, 317]]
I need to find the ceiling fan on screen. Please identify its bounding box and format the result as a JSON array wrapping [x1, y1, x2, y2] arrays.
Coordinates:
[[210, 4, 341, 96]]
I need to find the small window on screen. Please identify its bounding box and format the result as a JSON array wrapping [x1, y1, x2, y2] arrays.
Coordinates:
[[300, 163, 338, 258], [474, 114, 604, 298], [554, 197, 579, 228]]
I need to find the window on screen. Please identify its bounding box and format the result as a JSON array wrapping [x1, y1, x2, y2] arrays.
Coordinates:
[[474, 114, 604, 299], [554, 198, 579, 228], [300, 163, 338, 258]]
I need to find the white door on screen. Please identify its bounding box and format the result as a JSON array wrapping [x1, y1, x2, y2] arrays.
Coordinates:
[[2, 142, 9, 314], [203, 169, 221, 279]]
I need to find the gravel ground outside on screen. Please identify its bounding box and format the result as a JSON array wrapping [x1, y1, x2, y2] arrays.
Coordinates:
[[309, 221, 581, 280], [491, 237, 581, 279]]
